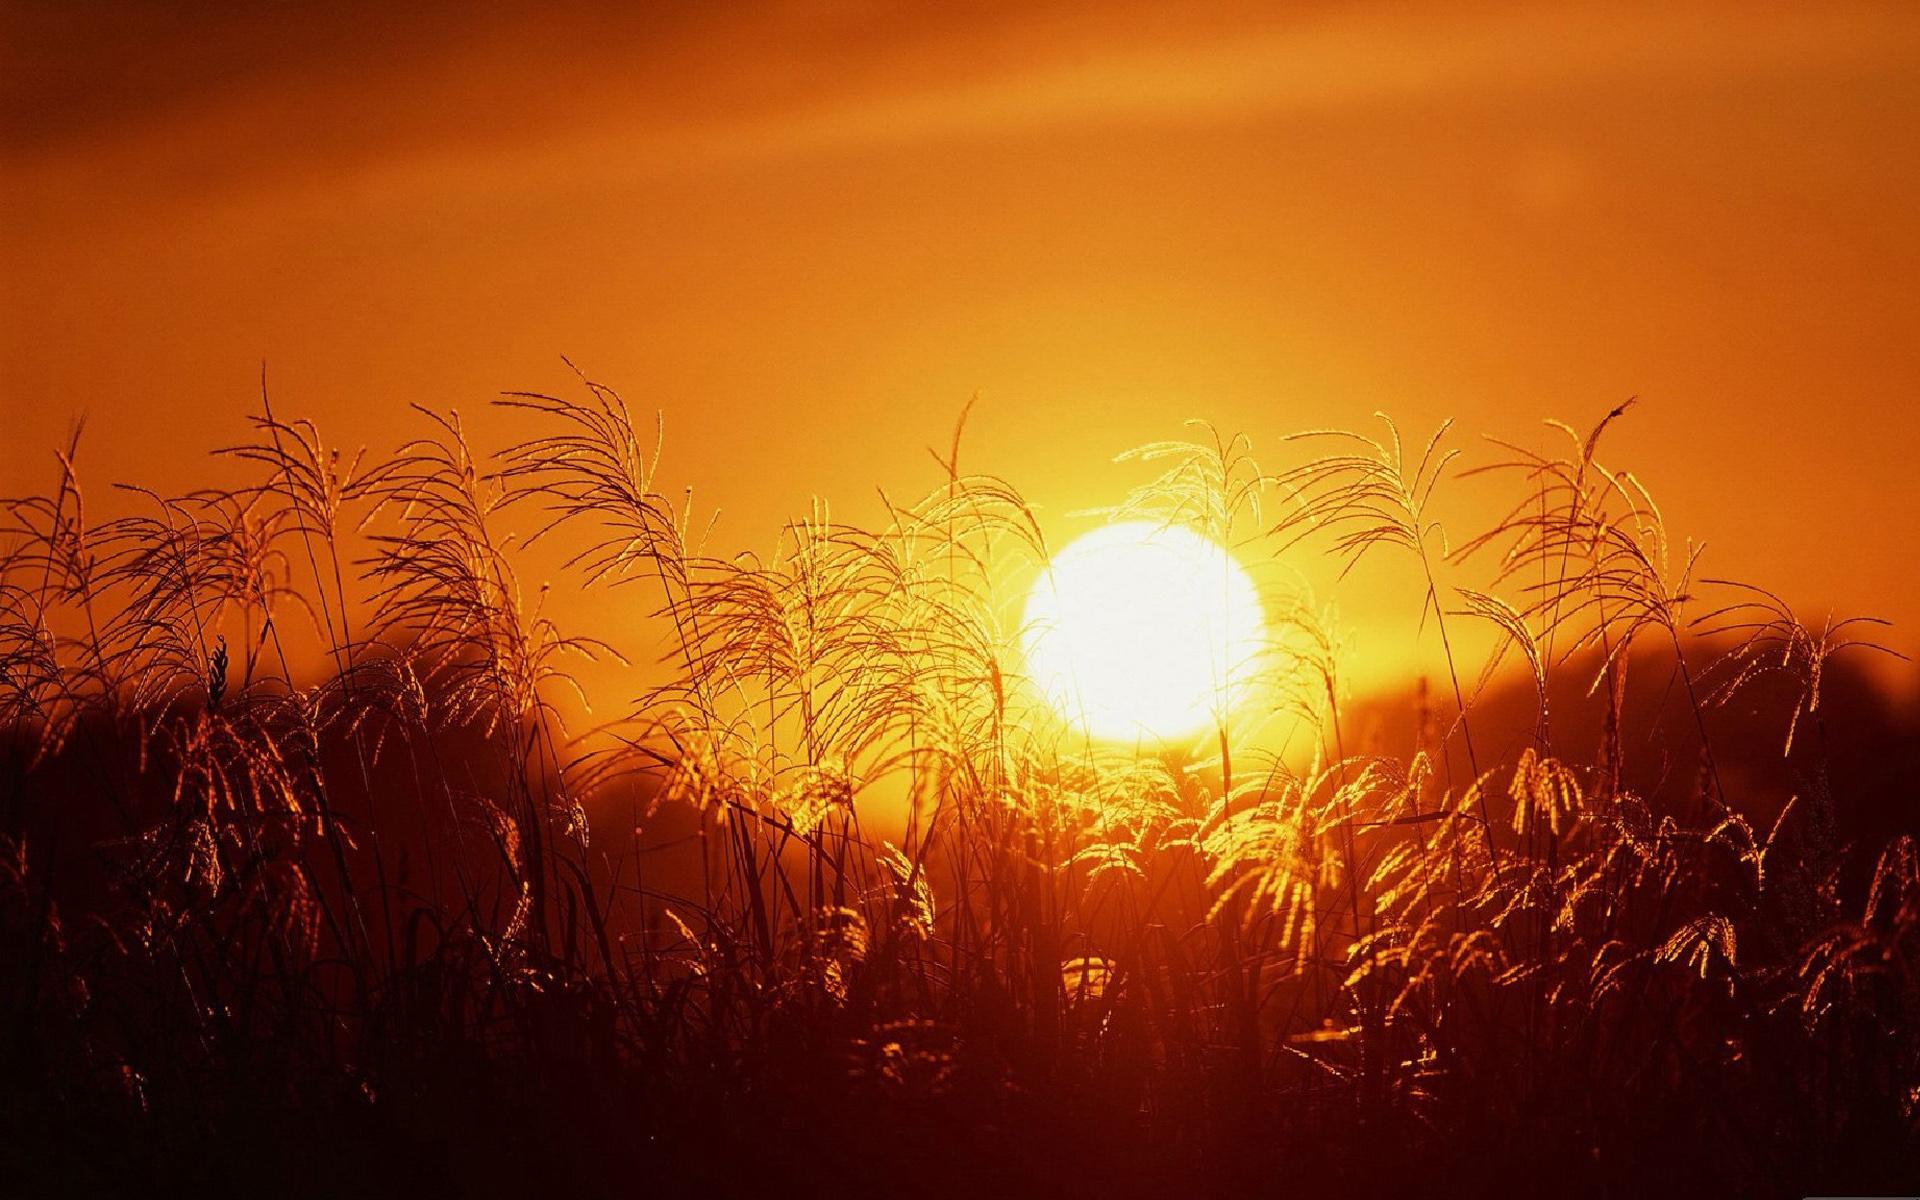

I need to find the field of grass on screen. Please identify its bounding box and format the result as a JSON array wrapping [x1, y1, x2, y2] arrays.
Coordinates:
[[2, 383, 1915, 1197]]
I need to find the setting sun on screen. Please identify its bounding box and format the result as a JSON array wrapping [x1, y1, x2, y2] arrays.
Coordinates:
[[1021, 521, 1265, 742]]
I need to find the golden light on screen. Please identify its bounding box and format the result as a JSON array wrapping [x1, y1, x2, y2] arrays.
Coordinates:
[[1020, 521, 1265, 743]]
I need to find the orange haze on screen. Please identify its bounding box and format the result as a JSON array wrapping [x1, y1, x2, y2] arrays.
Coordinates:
[[4, 1, 1918, 697]]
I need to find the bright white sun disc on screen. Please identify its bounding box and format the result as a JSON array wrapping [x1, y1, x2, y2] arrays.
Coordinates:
[[1021, 522, 1264, 742]]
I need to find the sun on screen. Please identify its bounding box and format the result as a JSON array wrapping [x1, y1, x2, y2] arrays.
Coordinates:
[[1021, 521, 1265, 742]]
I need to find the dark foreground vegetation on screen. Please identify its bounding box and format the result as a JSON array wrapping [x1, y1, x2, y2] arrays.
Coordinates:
[[2, 385, 1916, 1197]]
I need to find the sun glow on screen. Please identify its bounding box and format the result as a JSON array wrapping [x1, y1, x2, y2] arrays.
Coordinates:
[[1021, 522, 1265, 743]]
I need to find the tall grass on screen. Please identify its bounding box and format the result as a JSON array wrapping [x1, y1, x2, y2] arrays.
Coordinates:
[[0, 382, 1913, 1197]]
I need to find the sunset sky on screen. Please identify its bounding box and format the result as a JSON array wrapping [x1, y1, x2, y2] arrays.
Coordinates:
[[5, 0, 1918, 687]]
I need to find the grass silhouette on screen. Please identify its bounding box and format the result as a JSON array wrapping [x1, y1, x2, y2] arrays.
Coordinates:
[[1, 377, 1914, 1198]]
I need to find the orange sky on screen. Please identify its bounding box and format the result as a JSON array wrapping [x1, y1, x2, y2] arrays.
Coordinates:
[[4, 0, 1918, 692]]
